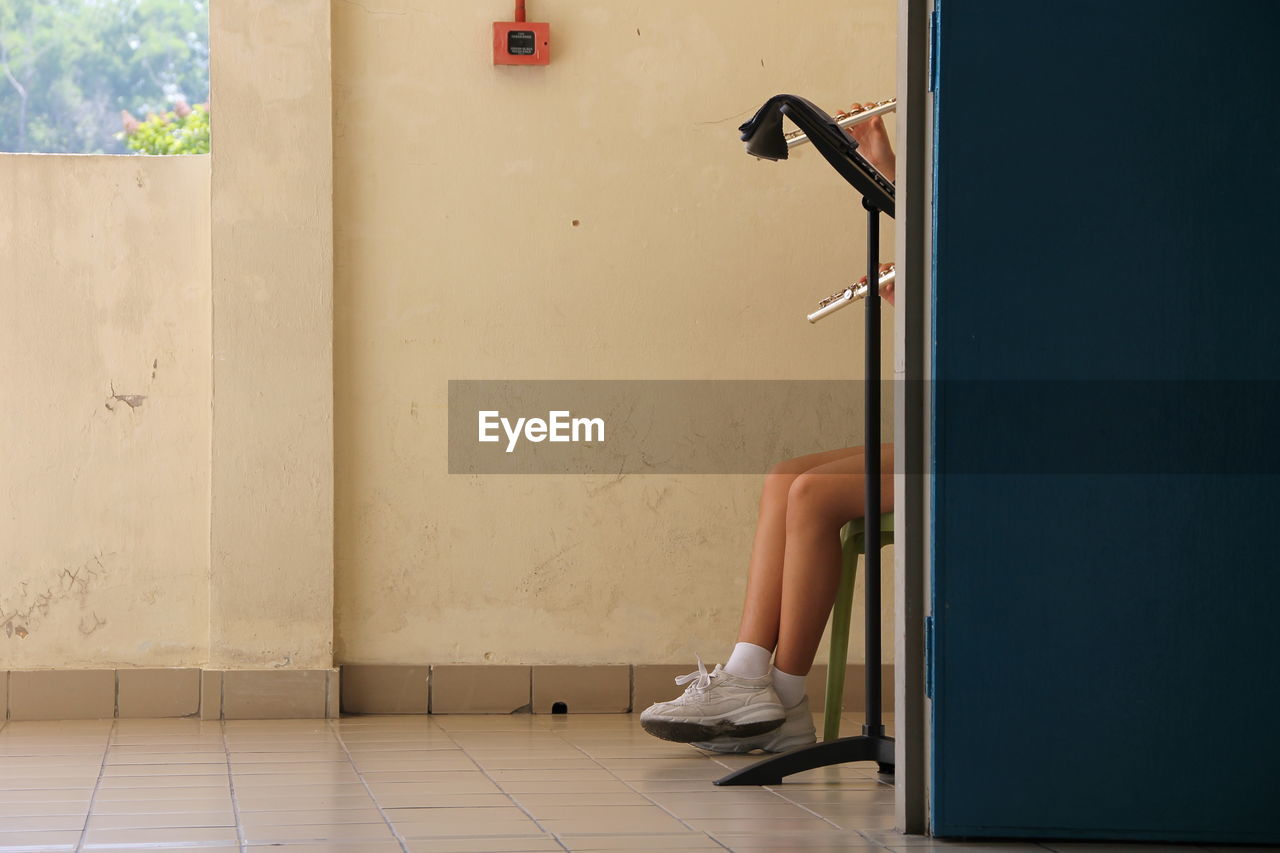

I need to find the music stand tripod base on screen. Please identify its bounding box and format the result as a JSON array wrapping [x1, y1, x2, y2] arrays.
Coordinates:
[[714, 727, 895, 787]]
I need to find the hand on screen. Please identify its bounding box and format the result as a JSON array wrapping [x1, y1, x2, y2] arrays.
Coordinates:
[[856, 262, 896, 307], [844, 102, 896, 183]]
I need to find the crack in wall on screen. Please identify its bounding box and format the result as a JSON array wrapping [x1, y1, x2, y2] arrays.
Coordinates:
[[78, 611, 107, 636], [1, 553, 110, 640], [104, 381, 146, 411]]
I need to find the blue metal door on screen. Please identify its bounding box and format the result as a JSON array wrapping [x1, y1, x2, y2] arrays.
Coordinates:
[[930, 0, 1280, 842]]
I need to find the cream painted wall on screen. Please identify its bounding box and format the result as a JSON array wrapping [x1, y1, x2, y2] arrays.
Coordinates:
[[1, 0, 896, 674], [1, 0, 335, 673], [333, 0, 897, 667], [208, 0, 334, 670], [0, 154, 211, 668]]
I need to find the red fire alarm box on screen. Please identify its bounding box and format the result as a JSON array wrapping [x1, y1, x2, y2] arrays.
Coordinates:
[[494, 1, 549, 65]]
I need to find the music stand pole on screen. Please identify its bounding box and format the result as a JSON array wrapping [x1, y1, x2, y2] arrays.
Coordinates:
[[863, 198, 884, 742], [716, 196, 894, 785]]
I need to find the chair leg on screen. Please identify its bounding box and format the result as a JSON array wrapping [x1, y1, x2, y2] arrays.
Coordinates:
[[823, 534, 861, 742]]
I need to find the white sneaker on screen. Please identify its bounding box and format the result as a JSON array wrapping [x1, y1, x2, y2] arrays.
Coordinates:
[[691, 695, 818, 754], [640, 658, 786, 743]]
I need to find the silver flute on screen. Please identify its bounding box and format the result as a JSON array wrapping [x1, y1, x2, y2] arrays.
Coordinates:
[[808, 265, 896, 324], [785, 98, 897, 149]]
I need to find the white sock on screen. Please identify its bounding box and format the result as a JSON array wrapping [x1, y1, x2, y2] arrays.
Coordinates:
[[723, 642, 773, 679], [772, 666, 807, 708]]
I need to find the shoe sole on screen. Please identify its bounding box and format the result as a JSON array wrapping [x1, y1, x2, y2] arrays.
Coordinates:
[[640, 717, 784, 743]]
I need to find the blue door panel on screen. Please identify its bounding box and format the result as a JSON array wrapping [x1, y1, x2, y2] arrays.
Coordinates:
[[931, 0, 1280, 841]]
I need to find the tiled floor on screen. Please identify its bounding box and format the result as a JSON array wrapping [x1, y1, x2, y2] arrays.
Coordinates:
[[0, 712, 1255, 853]]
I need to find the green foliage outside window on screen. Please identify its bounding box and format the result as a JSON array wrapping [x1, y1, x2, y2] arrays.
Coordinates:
[[120, 99, 207, 154], [0, 0, 209, 155]]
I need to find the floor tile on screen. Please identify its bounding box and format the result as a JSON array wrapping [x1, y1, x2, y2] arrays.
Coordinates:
[[97, 775, 231, 789], [240, 822, 397, 843], [235, 784, 370, 800], [0, 815, 84, 832], [556, 833, 724, 851], [93, 784, 230, 800], [361, 770, 492, 784], [394, 818, 549, 839], [107, 848, 240, 853], [0, 779, 97, 792], [238, 840, 401, 845], [350, 753, 477, 771], [101, 762, 228, 777], [469, 757, 603, 771], [607, 766, 728, 781], [713, 832, 890, 849], [232, 767, 359, 781], [366, 776, 503, 796], [687, 817, 845, 834], [88, 797, 234, 814], [380, 793, 517, 808], [388, 806, 542, 837], [779, 789, 896, 805], [721, 844, 888, 852], [230, 761, 353, 775], [105, 751, 227, 765], [823, 813, 901, 831], [0, 829, 81, 851], [535, 805, 691, 834], [233, 794, 378, 812], [0, 755, 104, 768], [487, 768, 618, 782], [382, 805, 531, 823], [496, 780, 636, 795], [0, 714, 966, 853], [238, 808, 387, 827], [644, 790, 792, 807], [0, 802, 89, 817], [660, 800, 825, 820], [591, 756, 717, 769], [84, 810, 236, 829], [228, 750, 349, 763], [624, 778, 739, 793], [403, 836, 563, 853], [109, 732, 222, 742], [81, 825, 240, 847], [509, 792, 653, 811]]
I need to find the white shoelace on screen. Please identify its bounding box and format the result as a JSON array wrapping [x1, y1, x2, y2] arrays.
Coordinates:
[[674, 656, 721, 693]]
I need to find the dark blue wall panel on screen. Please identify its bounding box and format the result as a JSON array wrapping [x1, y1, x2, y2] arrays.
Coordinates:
[[931, 0, 1280, 841]]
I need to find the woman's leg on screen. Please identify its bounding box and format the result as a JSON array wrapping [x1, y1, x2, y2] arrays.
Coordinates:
[[773, 443, 894, 676], [639, 444, 892, 745], [736, 446, 867, 652]]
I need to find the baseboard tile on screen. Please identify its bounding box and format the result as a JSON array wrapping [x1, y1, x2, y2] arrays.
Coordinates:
[[0, 664, 893, 720]]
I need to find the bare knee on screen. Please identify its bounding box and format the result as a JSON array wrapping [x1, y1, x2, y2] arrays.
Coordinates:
[[786, 471, 860, 530], [761, 457, 811, 507]]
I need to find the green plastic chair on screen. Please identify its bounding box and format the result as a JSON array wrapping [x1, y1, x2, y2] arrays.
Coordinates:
[[823, 512, 894, 742]]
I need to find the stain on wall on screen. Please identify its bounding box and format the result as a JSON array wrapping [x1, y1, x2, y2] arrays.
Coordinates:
[[0, 154, 211, 669]]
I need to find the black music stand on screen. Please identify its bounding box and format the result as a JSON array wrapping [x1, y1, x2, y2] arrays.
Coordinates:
[[715, 95, 896, 786]]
